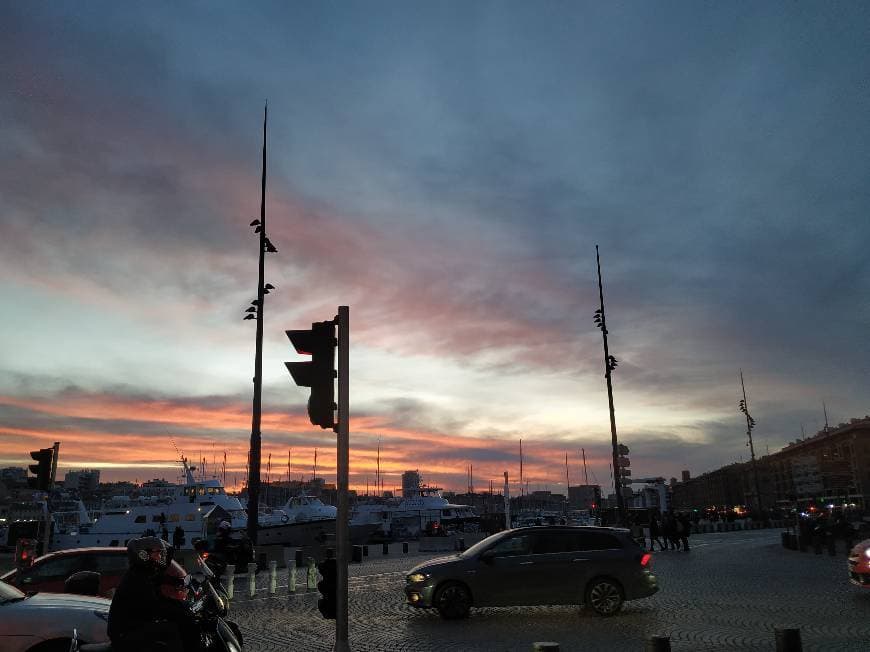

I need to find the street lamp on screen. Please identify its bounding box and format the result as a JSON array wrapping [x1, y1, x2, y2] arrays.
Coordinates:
[[594, 245, 625, 525]]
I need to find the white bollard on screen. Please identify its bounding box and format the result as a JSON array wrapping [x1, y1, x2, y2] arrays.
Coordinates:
[[247, 562, 256, 598], [269, 560, 277, 595], [226, 564, 235, 600], [307, 558, 317, 591], [288, 559, 296, 593]]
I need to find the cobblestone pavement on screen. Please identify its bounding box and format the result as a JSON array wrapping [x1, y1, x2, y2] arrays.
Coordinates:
[[225, 530, 870, 651]]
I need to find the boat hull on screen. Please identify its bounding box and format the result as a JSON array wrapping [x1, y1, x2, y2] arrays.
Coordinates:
[[253, 520, 381, 547]]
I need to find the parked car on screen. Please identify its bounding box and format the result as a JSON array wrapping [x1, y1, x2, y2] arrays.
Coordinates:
[[848, 539, 870, 587], [404, 525, 658, 619], [0, 547, 128, 598], [0, 579, 110, 652]]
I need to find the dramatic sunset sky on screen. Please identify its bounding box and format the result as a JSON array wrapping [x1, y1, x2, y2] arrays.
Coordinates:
[[1, 2, 868, 496]]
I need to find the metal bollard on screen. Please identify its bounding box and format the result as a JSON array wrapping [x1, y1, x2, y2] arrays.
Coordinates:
[[532, 644, 560, 651], [307, 558, 317, 591], [363, 545, 369, 557], [645, 635, 671, 652], [226, 564, 235, 600], [295, 548, 303, 568], [247, 562, 256, 598], [774, 627, 802, 652], [458, 537, 465, 551], [402, 542, 409, 554], [269, 560, 277, 595], [382, 542, 389, 555], [288, 559, 296, 593]]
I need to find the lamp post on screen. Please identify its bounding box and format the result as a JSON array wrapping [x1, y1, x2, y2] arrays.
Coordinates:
[[244, 104, 278, 544], [594, 245, 625, 525], [738, 369, 763, 516]]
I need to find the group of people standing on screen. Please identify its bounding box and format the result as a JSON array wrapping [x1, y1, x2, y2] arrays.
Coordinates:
[[631, 511, 692, 552]]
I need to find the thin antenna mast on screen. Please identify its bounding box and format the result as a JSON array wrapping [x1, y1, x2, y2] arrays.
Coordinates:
[[519, 439, 524, 496], [582, 448, 589, 485]]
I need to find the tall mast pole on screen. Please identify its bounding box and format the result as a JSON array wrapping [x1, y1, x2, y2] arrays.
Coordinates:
[[246, 103, 267, 545], [519, 439, 524, 496], [582, 448, 589, 485], [596, 245, 625, 524], [740, 369, 763, 515]]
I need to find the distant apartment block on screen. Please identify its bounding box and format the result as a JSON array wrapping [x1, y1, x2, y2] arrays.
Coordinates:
[[64, 469, 101, 492], [568, 484, 601, 510], [672, 416, 870, 511]]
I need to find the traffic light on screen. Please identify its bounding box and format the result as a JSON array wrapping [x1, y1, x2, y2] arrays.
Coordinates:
[[316, 557, 337, 619], [28, 448, 53, 490], [286, 321, 337, 430]]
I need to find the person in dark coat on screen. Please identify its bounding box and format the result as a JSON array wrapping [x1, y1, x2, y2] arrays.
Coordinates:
[[677, 513, 691, 551], [172, 526, 185, 550], [648, 514, 665, 551], [663, 512, 681, 550], [108, 537, 187, 652]]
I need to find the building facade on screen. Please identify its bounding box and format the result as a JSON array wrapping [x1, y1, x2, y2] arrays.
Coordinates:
[[672, 417, 870, 513]]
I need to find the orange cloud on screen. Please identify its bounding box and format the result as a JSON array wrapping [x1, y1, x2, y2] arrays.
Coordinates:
[[0, 391, 612, 495]]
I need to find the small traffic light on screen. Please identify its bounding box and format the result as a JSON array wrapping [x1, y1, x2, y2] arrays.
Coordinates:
[[28, 448, 53, 491], [316, 557, 337, 619], [286, 321, 336, 430]]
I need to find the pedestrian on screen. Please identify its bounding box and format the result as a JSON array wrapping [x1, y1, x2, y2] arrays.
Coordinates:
[[648, 513, 665, 551], [161, 525, 169, 542], [665, 512, 681, 550], [630, 515, 645, 549], [172, 526, 185, 549], [677, 513, 691, 552]]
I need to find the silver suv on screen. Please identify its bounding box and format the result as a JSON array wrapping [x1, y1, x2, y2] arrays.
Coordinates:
[[404, 526, 657, 619]]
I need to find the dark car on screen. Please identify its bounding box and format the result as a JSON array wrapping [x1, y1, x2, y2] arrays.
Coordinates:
[[0, 547, 129, 598], [404, 526, 657, 619]]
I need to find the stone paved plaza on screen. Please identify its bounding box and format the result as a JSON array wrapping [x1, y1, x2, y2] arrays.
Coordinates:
[[226, 529, 870, 651]]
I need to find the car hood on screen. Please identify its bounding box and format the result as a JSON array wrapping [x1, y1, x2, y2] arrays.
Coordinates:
[[24, 592, 111, 611], [409, 554, 465, 574]]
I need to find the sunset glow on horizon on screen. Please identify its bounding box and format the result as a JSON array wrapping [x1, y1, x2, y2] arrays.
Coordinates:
[[2, 3, 868, 497]]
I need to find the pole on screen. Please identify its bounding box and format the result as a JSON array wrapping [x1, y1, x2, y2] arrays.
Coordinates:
[[740, 370, 763, 516], [582, 448, 589, 485], [504, 471, 511, 530], [596, 245, 625, 524], [334, 306, 350, 652], [247, 103, 267, 545]]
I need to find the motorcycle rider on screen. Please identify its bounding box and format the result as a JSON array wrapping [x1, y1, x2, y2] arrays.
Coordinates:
[[108, 536, 194, 651]]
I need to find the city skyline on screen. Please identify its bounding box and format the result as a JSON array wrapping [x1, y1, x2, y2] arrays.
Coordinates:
[[2, 3, 869, 495]]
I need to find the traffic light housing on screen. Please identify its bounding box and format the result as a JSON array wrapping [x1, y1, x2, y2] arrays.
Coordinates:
[[316, 557, 337, 619], [286, 321, 337, 430], [28, 448, 53, 490]]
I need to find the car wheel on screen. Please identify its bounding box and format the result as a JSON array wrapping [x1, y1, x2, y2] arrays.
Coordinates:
[[435, 582, 472, 620], [585, 578, 624, 617]]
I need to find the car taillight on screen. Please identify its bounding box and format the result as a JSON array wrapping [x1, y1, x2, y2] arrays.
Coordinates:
[[640, 553, 652, 567]]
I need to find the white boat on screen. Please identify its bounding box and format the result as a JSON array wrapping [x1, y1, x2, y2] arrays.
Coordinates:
[[50, 460, 247, 551], [351, 484, 479, 540], [49, 458, 382, 551]]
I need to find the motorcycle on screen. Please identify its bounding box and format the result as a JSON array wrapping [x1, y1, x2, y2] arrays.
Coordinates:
[[68, 554, 243, 652]]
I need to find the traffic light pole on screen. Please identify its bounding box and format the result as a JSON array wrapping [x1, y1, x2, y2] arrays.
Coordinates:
[[334, 306, 350, 652]]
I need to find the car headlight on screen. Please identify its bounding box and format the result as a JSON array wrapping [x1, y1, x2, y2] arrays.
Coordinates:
[[864, 549, 870, 559], [407, 572, 428, 583]]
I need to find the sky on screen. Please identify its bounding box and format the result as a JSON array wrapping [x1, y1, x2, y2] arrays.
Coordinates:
[[1, 1, 868, 497]]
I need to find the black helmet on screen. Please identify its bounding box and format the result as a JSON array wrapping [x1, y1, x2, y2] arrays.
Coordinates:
[[127, 536, 173, 572]]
